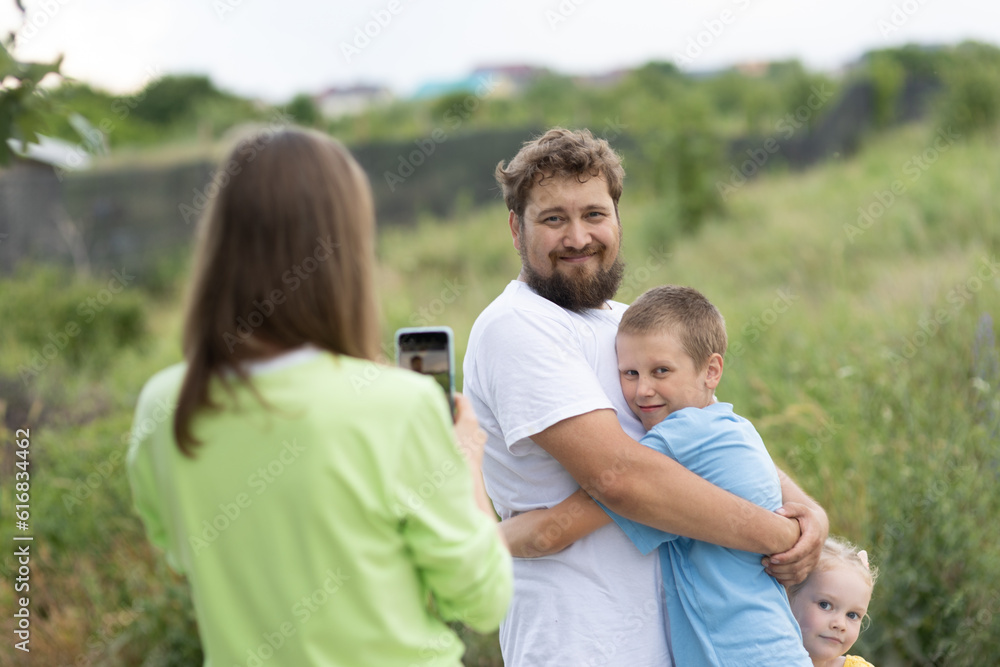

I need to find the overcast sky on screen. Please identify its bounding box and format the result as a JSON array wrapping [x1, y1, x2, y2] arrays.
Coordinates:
[[3, 0, 999, 102]]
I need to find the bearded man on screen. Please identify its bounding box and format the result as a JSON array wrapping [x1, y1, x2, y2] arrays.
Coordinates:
[[462, 128, 828, 666]]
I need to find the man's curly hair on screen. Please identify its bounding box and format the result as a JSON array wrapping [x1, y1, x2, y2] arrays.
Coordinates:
[[495, 127, 625, 223]]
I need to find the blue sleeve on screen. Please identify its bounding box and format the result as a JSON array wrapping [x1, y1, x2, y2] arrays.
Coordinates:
[[600, 502, 678, 555], [597, 421, 690, 554]]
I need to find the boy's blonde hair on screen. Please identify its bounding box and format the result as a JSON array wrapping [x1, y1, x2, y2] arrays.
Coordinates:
[[618, 285, 727, 369]]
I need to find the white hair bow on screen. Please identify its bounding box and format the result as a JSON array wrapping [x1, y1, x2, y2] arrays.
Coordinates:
[[858, 550, 870, 570]]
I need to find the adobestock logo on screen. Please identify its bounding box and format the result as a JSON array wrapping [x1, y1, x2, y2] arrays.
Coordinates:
[[888, 256, 1000, 368], [339, 0, 409, 63], [16, 0, 71, 43], [232, 566, 351, 667], [727, 288, 799, 359], [178, 111, 293, 225], [189, 439, 306, 555], [409, 278, 466, 327], [383, 76, 499, 192], [673, 0, 754, 66], [845, 125, 961, 243], [54, 65, 163, 182], [716, 85, 834, 200], [16, 268, 136, 385], [222, 236, 339, 352], [876, 0, 930, 37]]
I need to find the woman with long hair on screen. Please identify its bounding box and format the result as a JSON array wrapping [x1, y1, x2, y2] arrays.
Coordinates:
[[127, 127, 511, 666]]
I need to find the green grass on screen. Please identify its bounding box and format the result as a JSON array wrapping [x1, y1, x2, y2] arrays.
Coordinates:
[[2, 121, 998, 665]]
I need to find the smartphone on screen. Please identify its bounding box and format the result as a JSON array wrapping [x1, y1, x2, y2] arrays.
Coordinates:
[[395, 326, 455, 419]]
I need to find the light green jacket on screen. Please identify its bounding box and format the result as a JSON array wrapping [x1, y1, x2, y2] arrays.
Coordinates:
[[127, 352, 511, 666]]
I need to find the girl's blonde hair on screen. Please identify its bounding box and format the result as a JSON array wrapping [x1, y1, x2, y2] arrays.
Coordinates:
[[789, 536, 879, 631], [173, 127, 380, 456], [789, 536, 879, 600]]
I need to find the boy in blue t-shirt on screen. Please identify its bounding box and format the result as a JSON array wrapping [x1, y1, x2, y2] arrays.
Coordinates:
[[501, 285, 812, 665]]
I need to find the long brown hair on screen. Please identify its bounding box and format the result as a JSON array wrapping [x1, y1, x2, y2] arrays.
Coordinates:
[[174, 127, 380, 455]]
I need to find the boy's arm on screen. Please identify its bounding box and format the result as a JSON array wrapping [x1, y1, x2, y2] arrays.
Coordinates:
[[532, 409, 801, 555], [501, 488, 611, 558], [762, 468, 829, 585]]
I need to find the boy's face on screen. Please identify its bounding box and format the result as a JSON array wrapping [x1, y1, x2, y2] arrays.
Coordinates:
[[616, 330, 722, 431]]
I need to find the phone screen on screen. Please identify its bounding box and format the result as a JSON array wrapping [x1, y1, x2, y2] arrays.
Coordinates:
[[395, 327, 455, 418]]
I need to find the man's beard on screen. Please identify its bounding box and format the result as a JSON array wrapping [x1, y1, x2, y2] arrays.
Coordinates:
[[520, 243, 625, 312]]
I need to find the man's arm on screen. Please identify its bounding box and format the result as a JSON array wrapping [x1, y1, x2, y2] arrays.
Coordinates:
[[533, 409, 801, 555], [761, 469, 829, 585], [500, 488, 611, 558]]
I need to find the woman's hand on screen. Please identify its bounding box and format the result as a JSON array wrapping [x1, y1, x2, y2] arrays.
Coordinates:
[[452, 393, 486, 469], [451, 393, 501, 539]]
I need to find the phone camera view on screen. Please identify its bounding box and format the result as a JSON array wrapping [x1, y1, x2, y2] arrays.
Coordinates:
[[397, 331, 453, 409]]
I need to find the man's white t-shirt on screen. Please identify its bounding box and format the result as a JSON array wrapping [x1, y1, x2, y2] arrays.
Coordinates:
[[464, 280, 671, 667]]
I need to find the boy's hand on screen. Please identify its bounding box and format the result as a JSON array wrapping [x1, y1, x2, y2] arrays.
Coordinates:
[[500, 510, 567, 558], [501, 488, 610, 558], [762, 501, 829, 585]]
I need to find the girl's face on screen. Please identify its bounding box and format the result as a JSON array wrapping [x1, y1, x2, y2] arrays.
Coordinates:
[[790, 566, 872, 663]]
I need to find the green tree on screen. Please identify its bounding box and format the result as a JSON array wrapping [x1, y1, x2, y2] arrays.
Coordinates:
[[0, 34, 63, 164], [522, 73, 580, 126], [938, 41, 1000, 135], [131, 74, 222, 125], [1, 3, 110, 160], [286, 93, 320, 127], [874, 43, 948, 78], [772, 60, 832, 131], [869, 53, 905, 128]]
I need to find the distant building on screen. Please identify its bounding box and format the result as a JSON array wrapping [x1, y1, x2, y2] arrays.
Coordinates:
[[470, 64, 547, 96], [413, 65, 547, 100], [733, 61, 771, 77], [315, 85, 393, 119], [1, 137, 92, 274], [412, 78, 478, 100], [6, 135, 92, 172], [573, 68, 629, 88]]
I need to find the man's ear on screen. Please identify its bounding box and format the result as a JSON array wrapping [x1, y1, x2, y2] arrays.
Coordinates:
[[704, 353, 724, 390], [509, 210, 521, 251]]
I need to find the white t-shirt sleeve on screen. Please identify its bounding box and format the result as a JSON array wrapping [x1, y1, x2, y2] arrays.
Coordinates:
[[474, 306, 617, 454]]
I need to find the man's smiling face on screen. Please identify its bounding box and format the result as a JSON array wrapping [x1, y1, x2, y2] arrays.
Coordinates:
[[511, 172, 623, 311]]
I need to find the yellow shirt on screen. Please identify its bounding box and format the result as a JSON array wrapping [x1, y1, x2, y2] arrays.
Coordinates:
[[845, 654, 876, 667], [127, 352, 511, 666]]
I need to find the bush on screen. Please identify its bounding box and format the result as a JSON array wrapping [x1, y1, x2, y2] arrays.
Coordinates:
[[868, 54, 906, 127], [0, 409, 203, 666], [937, 42, 1000, 135], [0, 264, 147, 376], [856, 314, 1000, 666], [629, 96, 726, 236]]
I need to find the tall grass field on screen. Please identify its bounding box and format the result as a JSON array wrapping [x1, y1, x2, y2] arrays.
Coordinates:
[[1, 122, 998, 666]]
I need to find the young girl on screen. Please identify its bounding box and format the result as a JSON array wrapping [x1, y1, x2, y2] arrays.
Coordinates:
[[788, 537, 878, 667]]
